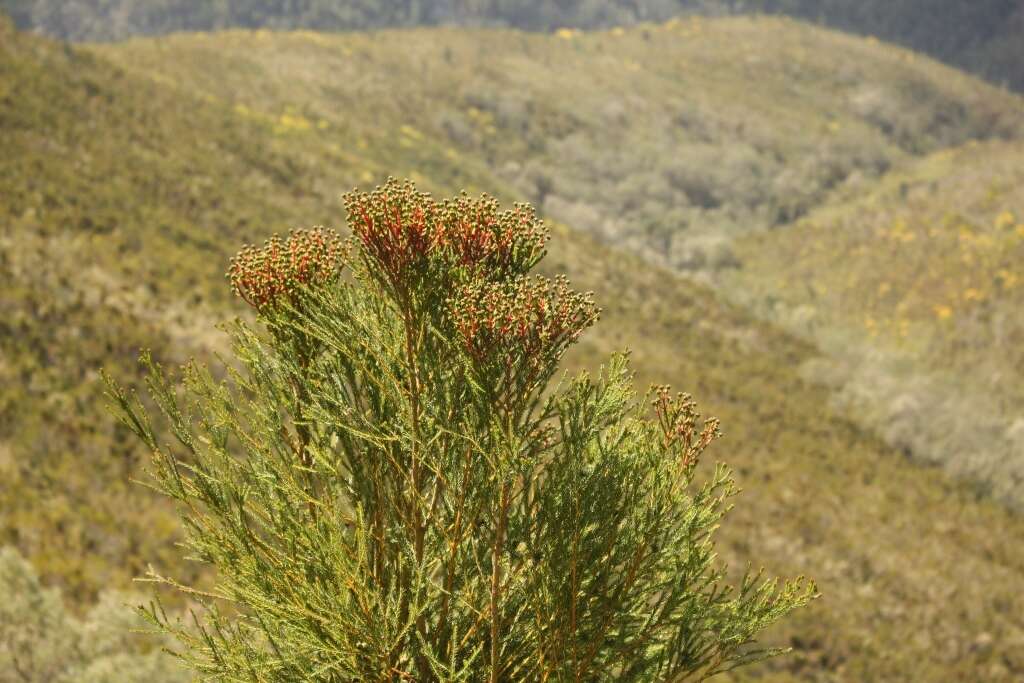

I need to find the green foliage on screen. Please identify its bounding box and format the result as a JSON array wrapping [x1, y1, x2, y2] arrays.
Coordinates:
[[0, 547, 189, 683], [109, 180, 814, 681]]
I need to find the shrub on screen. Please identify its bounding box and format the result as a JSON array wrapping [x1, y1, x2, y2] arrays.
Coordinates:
[[107, 178, 815, 681], [0, 547, 188, 683]]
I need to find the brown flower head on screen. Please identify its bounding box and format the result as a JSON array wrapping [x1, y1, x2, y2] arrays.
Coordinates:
[[435, 194, 549, 280], [652, 385, 721, 469], [344, 179, 549, 297], [227, 228, 346, 312], [451, 275, 599, 372], [344, 179, 440, 290]]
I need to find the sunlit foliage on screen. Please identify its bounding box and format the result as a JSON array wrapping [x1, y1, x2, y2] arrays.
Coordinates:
[[109, 181, 815, 680]]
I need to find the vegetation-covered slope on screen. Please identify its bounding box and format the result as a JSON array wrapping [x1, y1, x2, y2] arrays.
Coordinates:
[[3, 14, 1024, 681], [757, 0, 1024, 92], [4, 0, 1024, 92], [90, 17, 1024, 504], [725, 139, 1024, 506], [0, 548, 188, 681], [94, 17, 1023, 272]]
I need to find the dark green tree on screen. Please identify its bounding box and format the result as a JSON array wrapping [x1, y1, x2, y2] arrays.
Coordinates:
[[107, 179, 815, 681]]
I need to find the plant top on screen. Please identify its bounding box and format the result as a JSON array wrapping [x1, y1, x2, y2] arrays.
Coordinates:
[[108, 178, 815, 682]]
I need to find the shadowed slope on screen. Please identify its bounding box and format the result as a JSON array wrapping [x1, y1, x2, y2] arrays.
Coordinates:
[[3, 0, 1024, 93]]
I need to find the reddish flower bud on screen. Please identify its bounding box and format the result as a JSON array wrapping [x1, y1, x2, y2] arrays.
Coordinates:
[[344, 178, 549, 296], [227, 227, 346, 312], [450, 275, 599, 373]]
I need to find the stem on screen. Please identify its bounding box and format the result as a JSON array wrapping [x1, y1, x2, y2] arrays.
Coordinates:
[[570, 497, 581, 680], [490, 481, 511, 683], [399, 301, 429, 677], [437, 444, 475, 661], [402, 305, 425, 564], [289, 341, 317, 520]]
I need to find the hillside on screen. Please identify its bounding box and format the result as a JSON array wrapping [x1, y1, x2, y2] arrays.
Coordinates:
[[95, 16, 1023, 271], [92, 16, 1024, 501], [756, 0, 1024, 92], [3, 14, 1024, 681], [3, 1, 1023, 92], [724, 139, 1024, 506]]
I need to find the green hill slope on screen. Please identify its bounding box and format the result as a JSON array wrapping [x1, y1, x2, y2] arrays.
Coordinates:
[[724, 139, 1024, 507], [3, 15, 1024, 681], [4, 0, 1023, 93], [91, 16, 1024, 503], [94, 17, 1023, 276]]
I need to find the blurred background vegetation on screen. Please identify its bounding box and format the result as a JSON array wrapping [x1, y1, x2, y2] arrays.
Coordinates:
[[2, 0, 1023, 91], [2, 3, 1023, 681]]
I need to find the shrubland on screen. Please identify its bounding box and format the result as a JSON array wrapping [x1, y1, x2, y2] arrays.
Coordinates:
[[94, 17, 1023, 272], [0, 547, 188, 683], [725, 139, 1024, 506], [92, 16, 1024, 504], [2, 13, 1024, 680], [3, 1, 1023, 92]]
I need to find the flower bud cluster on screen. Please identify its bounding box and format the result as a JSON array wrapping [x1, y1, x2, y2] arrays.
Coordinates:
[[451, 275, 599, 367], [345, 179, 438, 288], [339, 179, 596, 384], [652, 385, 721, 468], [227, 228, 345, 311], [344, 178, 548, 290], [437, 195, 549, 280]]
